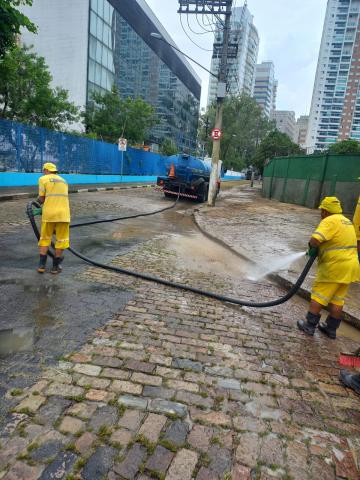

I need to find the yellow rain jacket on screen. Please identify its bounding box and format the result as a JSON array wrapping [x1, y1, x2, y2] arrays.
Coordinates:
[[312, 213, 358, 284], [354, 196, 360, 241], [38, 173, 70, 223]]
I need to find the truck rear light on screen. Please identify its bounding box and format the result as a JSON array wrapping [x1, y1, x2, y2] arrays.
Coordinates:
[[159, 179, 164, 185]]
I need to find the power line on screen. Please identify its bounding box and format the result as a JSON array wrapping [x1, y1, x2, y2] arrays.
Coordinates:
[[186, 12, 211, 34], [179, 14, 213, 52], [195, 14, 215, 33]]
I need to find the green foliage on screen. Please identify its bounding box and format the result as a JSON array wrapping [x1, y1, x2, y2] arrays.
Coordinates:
[[253, 130, 303, 172], [0, 0, 36, 57], [199, 94, 275, 171], [83, 85, 158, 144], [0, 45, 79, 129], [159, 137, 178, 156], [327, 139, 360, 154]]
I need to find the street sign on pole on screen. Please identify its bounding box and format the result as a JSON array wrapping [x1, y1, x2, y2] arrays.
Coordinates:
[[118, 138, 127, 152], [118, 138, 127, 181], [211, 128, 222, 141]]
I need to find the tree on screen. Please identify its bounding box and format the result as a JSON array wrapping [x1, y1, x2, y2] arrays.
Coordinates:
[[159, 138, 178, 156], [199, 94, 275, 171], [0, 0, 36, 58], [83, 86, 158, 144], [253, 130, 303, 172], [328, 139, 360, 154], [0, 45, 79, 129]]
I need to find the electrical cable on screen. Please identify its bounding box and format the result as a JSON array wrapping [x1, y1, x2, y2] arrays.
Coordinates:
[[186, 12, 211, 35], [27, 200, 317, 309], [179, 14, 213, 52]]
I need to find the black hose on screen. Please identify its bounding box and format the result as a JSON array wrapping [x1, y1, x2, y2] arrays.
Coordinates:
[[70, 192, 180, 228], [26, 200, 316, 308]]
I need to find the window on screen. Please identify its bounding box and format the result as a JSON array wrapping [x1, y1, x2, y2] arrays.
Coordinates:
[[88, 59, 95, 83], [96, 41, 102, 63]]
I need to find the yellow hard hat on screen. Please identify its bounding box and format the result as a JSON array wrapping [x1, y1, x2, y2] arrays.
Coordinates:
[[43, 162, 57, 172], [319, 196, 342, 214]]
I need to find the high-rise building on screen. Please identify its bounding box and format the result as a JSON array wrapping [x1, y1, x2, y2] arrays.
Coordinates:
[[271, 110, 297, 141], [295, 115, 309, 149], [207, 5, 259, 107], [306, 0, 360, 151], [253, 61, 277, 117], [20, 0, 201, 151]]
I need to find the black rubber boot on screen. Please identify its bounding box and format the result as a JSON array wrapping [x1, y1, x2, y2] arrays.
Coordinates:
[[297, 312, 321, 336], [318, 315, 341, 339], [37, 254, 47, 273], [339, 370, 360, 395], [51, 257, 62, 274]]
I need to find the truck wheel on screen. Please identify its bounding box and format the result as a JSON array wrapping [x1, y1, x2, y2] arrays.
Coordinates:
[[198, 182, 209, 203]]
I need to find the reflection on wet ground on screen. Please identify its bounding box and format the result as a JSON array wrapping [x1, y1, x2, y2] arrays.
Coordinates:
[[0, 327, 34, 356]]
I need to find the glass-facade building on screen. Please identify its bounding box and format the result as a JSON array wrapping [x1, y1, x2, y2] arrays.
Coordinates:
[[88, 0, 201, 151], [306, 0, 360, 150]]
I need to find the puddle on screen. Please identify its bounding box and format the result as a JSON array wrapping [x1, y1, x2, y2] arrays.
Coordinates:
[[338, 321, 360, 343], [168, 231, 249, 280], [0, 327, 34, 356]]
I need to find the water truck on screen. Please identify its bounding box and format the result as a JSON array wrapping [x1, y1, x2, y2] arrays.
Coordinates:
[[157, 154, 221, 202]]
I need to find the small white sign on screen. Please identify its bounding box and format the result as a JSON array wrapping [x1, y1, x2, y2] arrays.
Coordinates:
[[118, 138, 127, 151]]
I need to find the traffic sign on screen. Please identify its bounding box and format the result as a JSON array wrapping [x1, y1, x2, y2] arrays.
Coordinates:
[[211, 128, 222, 140], [118, 138, 127, 151]]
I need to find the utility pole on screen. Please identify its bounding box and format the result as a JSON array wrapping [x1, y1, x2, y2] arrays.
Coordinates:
[[208, 0, 233, 206], [177, 0, 233, 206]]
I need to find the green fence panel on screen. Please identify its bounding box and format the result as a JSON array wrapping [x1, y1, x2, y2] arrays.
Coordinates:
[[325, 155, 360, 182], [261, 153, 360, 212]]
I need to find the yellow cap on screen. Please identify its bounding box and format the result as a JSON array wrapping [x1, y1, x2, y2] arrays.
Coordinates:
[[319, 196, 342, 214], [43, 162, 57, 172]]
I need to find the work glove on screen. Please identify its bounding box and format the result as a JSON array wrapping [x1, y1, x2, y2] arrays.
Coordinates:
[[32, 207, 42, 216], [307, 244, 319, 258]]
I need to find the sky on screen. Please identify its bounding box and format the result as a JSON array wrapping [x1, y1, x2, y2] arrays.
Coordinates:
[[145, 0, 328, 118]]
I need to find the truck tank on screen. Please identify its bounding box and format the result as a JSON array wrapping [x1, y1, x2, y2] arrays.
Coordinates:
[[157, 154, 220, 202]]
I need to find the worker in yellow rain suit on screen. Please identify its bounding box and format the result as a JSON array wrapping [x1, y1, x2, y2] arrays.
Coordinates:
[[37, 162, 71, 274], [339, 186, 360, 395], [353, 186, 360, 261], [297, 196, 358, 339]]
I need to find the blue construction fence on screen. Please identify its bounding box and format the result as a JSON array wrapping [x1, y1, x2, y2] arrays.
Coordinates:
[[0, 118, 167, 176]]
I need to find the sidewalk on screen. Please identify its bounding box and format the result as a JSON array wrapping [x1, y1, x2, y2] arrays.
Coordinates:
[[0, 185, 359, 480], [195, 185, 360, 327], [0, 182, 156, 202]]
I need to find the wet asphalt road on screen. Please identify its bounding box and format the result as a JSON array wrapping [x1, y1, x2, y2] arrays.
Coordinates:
[[0, 189, 176, 424]]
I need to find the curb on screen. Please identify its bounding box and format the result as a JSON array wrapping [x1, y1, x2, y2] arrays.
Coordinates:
[[0, 184, 155, 202], [193, 210, 360, 328]]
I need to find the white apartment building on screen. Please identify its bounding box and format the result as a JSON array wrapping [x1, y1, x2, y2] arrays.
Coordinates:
[[253, 61, 277, 117], [207, 5, 259, 106], [306, 0, 360, 151], [295, 115, 309, 149], [271, 110, 297, 142]]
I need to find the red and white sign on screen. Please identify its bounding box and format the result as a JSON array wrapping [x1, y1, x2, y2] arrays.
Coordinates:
[[211, 128, 222, 140]]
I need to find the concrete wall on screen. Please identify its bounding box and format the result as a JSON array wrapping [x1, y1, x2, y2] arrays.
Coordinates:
[[0, 173, 241, 188], [0, 173, 157, 187]]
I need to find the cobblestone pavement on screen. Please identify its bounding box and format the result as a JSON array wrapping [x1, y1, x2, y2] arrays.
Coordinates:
[[0, 186, 359, 479]]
